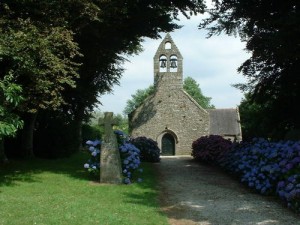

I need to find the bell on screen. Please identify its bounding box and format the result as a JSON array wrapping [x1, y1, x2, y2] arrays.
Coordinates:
[[170, 59, 177, 68], [160, 59, 167, 68]]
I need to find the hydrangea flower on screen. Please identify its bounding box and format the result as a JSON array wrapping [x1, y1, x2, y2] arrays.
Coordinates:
[[84, 163, 89, 169], [84, 130, 144, 184]]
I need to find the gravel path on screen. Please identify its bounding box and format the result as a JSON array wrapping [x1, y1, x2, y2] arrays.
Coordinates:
[[154, 156, 300, 225]]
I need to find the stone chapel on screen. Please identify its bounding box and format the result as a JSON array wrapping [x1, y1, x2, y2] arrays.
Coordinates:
[[129, 33, 242, 155]]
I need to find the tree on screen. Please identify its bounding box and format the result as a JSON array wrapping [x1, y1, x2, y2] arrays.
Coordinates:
[[0, 1, 206, 157], [238, 93, 271, 140], [183, 77, 215, 109], [200, 0, 300, 138], [0, 5, 82, 157], [0, 75, 23, 162], [123, 85, 155, 115], [123, 76, 214, 115], [114, 114, 130, 134]]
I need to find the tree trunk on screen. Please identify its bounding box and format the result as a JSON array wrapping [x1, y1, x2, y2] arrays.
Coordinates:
[[21, 112, 38, 158], [0, 137, 8, 163], [74, 118, 83, 151], [74, 104, 85, 152]]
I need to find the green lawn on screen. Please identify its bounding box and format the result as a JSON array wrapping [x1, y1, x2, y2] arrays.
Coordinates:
[[0, 152, 168, 225]]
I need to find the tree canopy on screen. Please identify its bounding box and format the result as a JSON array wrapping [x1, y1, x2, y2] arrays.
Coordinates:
[[0, 5, 81, 113], [200, 0, 300, 138], [0, 0, 206, 158], [123, 76, 214, 115], [0, 0, 206, 116], [123, 86, 155, 116], [183, 77, 215, 109]]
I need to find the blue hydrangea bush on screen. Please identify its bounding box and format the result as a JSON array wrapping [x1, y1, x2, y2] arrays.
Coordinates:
[[84, 139, 101, 177], [84, 130, 142, 184], [277, 174, 300, 213], [119, 143, 142, 184], [219, 138, 300, 213]]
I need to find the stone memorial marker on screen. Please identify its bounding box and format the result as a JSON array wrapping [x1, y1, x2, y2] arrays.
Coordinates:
[[98, 112, 122, 184]]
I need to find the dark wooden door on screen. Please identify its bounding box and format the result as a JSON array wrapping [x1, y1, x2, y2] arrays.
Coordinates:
[[161, 133, 175, 155]]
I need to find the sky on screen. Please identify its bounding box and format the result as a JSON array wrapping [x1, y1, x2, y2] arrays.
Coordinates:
[[98, 12, 250, 115]]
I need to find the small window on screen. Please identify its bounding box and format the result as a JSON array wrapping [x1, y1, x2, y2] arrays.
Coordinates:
[[165, 42, 171, 49]]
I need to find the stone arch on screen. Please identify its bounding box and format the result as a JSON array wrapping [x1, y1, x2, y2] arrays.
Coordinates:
[[157, 129, 178, 155], [170, 54, 178, 72], [159, 55, 167, 72]]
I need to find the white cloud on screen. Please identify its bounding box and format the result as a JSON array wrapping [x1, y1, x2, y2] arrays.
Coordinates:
[[98, 14, 250, 115]]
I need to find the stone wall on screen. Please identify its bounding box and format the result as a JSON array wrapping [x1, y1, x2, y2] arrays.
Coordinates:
[[129, 85, 209, 155]]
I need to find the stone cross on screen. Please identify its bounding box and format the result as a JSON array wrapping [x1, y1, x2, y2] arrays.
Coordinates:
[[99, 112, 118, 142], [98, 112, 122, 184]]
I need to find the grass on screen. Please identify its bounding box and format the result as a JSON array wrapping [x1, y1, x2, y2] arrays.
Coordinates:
[[0, 152, 168, 225]]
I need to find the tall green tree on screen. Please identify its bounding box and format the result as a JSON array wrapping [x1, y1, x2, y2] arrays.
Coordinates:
[[183, 77, 215, 109], [123, 76, 214, 115], [200, 0, 300, 138], [123, 85, 155, 116], [0, 4, 82, 157]]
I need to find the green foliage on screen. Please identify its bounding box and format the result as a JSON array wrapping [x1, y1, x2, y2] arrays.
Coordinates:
[[0, 75, 23, 137], [238, 93, 272, 140], [183, 77, 215, 109], [123, 85, 155, 115], [88, 111, 104, 127], [82, 124, 102, 146], [87, 112, 127, 137], [0, 13, 81, 113], [114, 114, 129, 134], [200, 0, 300, 137]]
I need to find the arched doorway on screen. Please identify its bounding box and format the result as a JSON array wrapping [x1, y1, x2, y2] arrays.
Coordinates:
[[161, 133, 175, 156]]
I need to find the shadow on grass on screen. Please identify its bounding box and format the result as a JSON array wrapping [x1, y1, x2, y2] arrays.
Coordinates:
[[122, 162, 165, 209], [0, 151, 91, 187]]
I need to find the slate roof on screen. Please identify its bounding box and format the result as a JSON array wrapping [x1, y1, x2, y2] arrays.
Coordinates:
[[206, 108, 241, 137]]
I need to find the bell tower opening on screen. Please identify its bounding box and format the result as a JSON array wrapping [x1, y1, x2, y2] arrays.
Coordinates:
[[165, 41, 171, 49], [159, 55, 167, 72], [170, 55, 178, 72]]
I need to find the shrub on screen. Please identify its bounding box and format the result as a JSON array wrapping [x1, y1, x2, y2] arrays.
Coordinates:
[[219, 138, 300, 212], [84, 139, 101, 178], [130, 136, 160, 163], [119, 142, 142, 184], [82, 124, 102, 146], [84, 130, 142, 184], [277, 174, 300, 213], [191, 135, 233, 164]]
